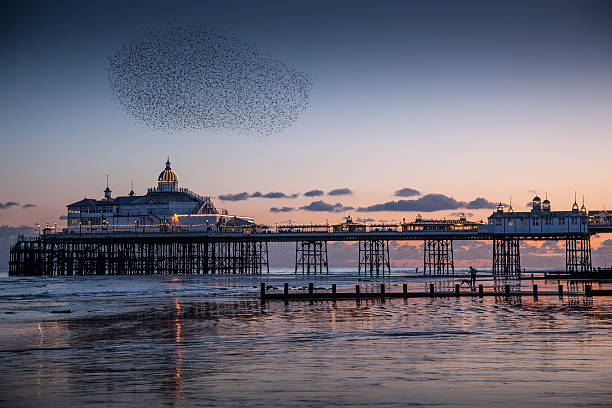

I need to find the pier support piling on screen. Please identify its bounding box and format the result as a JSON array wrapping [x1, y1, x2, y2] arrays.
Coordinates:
[[423, 239, 454, 275], [566, 236, 592, 273], [295, 241, 328, 275], [492, 238, 521, 278], [358, 240, 391, 277]]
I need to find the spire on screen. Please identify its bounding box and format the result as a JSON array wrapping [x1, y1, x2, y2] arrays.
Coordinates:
[[129, 178, 135, 196], [165, 156, 171, 170], [104, 174, 112, 200], [572, 191, 579, 212]]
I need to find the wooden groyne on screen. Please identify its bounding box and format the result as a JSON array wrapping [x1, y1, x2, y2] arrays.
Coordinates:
[[260, 283, 610, 301]]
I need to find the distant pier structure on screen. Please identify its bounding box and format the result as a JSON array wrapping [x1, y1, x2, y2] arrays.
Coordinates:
[[9, 165, 612, 277]]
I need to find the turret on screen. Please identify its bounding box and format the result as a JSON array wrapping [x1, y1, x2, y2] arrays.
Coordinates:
[[103, 175, 112, 200], [542, 194, 550, 212], [532, 195, 541, 211], [129, 179, 135, 196]]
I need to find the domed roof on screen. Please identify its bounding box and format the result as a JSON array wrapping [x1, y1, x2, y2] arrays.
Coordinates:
[[532, 196, 541, 202], [158, 159, 178, 183], [542, 199, 550, 204]]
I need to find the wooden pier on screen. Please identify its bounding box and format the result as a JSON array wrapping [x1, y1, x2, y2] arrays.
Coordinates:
[[260, 283, 611, 301]]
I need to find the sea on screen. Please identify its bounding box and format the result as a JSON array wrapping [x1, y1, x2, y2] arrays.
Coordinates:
[[1, 267, 612, 407]]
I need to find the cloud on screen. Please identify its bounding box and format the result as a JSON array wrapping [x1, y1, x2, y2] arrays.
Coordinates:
[[304, 189, 324, 197], [328, 188, 353, 196], [253, 192, 298, 199], [0, 225, 38, 267], [270, 207, 294, 213], [464, 197, 499, 209], [218, 192, 250, 201], [358, 194, 503, 212], [220, 191, 299, 201], [0, 202, 20, 210], [301, 200, 354, 212], [22, 203, 36, 209], [355, 217, 376, 223], [59, 215, 68, 220], [449, 212, 474, 218], [358, 194, 464, 212], [394, 188, 420, 197]]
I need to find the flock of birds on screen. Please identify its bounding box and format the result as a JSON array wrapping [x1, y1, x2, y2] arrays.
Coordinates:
[[108, 26, 312, 134]]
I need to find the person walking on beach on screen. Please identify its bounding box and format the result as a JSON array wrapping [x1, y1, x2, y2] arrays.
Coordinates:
[[469, 266, 477, 286]]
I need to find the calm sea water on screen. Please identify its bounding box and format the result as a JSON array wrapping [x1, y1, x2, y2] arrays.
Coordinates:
[[1, 268, 612, 407]]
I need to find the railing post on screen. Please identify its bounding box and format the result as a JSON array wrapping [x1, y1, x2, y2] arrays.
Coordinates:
[[478, 284, 483, 297]]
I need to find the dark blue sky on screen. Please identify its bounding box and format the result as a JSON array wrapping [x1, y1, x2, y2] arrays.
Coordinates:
[[1, 0, 612, 229]]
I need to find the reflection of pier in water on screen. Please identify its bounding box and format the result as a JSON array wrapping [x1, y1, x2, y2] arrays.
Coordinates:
[[52, 300, 266, 405]]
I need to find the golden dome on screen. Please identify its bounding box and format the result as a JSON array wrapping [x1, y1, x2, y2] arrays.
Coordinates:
[[158, 159, 178, 183]]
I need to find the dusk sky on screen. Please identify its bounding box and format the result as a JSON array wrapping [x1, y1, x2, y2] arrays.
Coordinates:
[[2, 0, 612, 266]]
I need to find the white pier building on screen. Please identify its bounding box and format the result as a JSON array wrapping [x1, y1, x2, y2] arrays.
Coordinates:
[[66, 159, 255, 233], [480, 196, 588, 234]]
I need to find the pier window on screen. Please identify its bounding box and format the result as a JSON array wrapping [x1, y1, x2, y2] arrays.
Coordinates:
[[532, 219, 539, 226], [508, 219, 514, 226], [559, 217, 565, 225], [520, 218, 526, 226]]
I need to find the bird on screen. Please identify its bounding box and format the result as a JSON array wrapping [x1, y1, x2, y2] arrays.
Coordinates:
[[108, 25, 312, 135]]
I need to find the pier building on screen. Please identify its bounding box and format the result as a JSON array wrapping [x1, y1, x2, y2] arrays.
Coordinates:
[[401, 213, 479, 232], [66, 159, 254, 233], [481, 196, 588, 234], [332, 215, 366, 232]]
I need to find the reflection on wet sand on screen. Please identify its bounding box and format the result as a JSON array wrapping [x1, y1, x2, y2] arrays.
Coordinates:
[[2, 274, 612, 407]]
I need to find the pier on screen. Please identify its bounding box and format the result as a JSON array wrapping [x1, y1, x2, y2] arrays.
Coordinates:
[[9, 226, 612, 276]]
